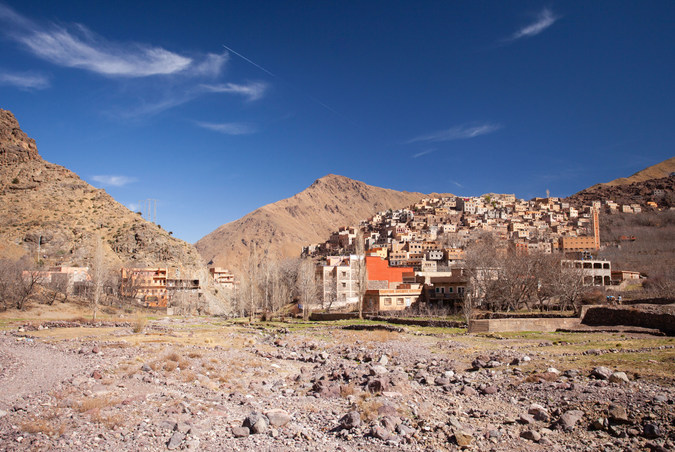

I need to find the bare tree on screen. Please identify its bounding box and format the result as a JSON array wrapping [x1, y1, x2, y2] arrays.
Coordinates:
[[0, 257, 43, 311], [324, 270, 338, 312], [89, 236, 106, 320], [270, 258, 295, 315], [461, 292, 474, 322], [354, 231, 368, 319], [296, 257, 318, 320], [552, 260, 586, 313], [242, 242, 262, 322]]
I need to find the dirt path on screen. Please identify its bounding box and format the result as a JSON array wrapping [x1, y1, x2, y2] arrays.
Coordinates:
[[0, 335, 86, 410]]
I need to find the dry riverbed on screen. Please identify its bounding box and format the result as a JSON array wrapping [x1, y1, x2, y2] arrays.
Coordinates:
[[0, 315, 673, 451]]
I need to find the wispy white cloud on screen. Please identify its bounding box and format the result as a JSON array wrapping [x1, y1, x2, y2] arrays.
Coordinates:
[[0, 70, 49, 89], [190, 53, 229, 77], [195, 121, 257, 135], [127, 202, 140, 212], [199, 81, 268, 101], [412, 148, 436, 159], [507, 8, 559, 42], [0, 4, 224, 78], [407, 122, 502, 144], [452, 180, 464, 188], [91, 175, 136, 187]]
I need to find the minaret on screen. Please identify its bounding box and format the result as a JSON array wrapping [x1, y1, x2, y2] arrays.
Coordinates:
[[592, 207, 600, 250]]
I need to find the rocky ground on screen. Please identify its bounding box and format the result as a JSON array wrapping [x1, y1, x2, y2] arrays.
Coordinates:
[[0, 317, 673, 451]]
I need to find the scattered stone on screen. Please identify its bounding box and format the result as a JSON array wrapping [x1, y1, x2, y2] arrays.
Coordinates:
[[558, 410, 584, 432], [265, 409, 291, 427], [608, 404, 630, 424], [460, 386, 478, 396], [141, 364, 152, 372], [592, 418, 608, 430], [379, 355, 389, 365], [528, 404, 550, 422], [434, 376, 450, 386], [591, 366, 613, 380], [481, 385, 498, 395], [91, 370, 102, 380], [653, 394, 668, 404], [339, 411, 361, 430], [643, 423, 661, 439], [232, 427, 250, 438], [609, 372, 630, 384], [520, 430, 541, 442], [243, 412, 269, 434], [175, 422, 191, 434], [453, 429, 474, 447], [518, 414, 535, 425], [166, 432, 184, 450], [370, 365, 388, 375], [397, 424, 416, 437], [312, 380, 341, 398], [370, 425, 392, 441]]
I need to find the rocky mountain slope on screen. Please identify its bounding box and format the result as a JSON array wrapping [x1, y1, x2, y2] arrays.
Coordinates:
[[567, 175, 675, 209], [0, 108, 204, 273], [196, 175, 447, 274], [591, 156, 675, 188]]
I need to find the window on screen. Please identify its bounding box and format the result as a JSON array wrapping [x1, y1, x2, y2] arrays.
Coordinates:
[[448, 287, 453, 293], [397, 298, 404, 305], [384, 297, 392, 306], [458, 287, 465, 294]]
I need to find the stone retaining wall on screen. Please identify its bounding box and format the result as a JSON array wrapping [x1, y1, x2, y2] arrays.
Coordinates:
[[309, 312, 360, 321], [468, 317, 581, 333], [366, 316, 465, 328], [581, 305, 675, 336]]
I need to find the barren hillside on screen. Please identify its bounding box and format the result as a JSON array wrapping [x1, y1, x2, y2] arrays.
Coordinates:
[[568, 175, 675, 209], [590, 156, 675, 188], [196, 175, 447, 274], [0, 108, 204, 273]]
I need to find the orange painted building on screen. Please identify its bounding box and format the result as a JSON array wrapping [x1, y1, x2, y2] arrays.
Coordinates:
[[365, 256, 412, 284]]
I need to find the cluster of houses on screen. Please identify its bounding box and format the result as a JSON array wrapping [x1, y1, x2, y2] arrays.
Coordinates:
[[309, 194, 644, 313], [29, 193, 649, 314], [27, 265, 237, 309]]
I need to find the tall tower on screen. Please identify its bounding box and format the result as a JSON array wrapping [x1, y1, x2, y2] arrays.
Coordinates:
[[592, 207, 600, 250]]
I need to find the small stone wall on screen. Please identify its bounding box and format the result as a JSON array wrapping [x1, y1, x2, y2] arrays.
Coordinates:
[[468, 317, 581, 333], [581, 305, 675, 336], [309, 312, 360, 321], [366, 316, 465, 328]]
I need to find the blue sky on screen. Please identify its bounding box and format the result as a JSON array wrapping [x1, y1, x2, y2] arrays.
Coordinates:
[[1, 1, 673, 243]]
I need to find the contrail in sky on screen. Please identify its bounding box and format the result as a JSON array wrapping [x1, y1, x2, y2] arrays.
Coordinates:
[[222, 43, 345, 119], [222, 44, 276, 78]]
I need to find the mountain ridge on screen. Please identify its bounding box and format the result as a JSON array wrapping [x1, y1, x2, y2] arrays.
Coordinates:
[[590, 156, 675, 189], [195, 174, 451, 274], [0, 108, 205, 275]]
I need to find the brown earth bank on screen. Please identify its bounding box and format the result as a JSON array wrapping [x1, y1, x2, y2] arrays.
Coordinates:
[[0, 313, 673, 451]]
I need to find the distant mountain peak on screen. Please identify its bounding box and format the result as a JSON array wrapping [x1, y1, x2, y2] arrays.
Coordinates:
[[196, 176, 442, 273]]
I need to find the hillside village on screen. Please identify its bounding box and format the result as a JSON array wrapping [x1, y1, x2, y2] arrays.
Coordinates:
[[304, 193, 658, 315]]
